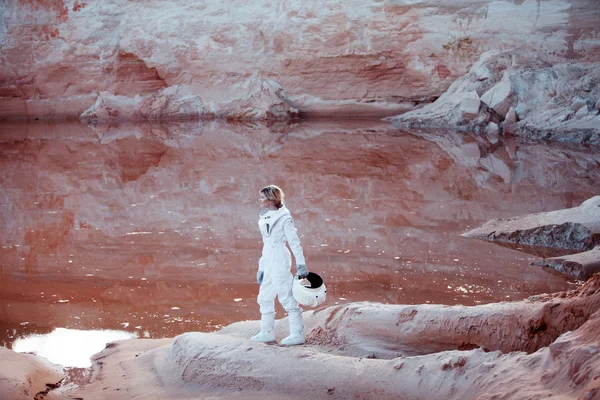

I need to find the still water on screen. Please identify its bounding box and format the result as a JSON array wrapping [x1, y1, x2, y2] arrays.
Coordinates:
[[1, 119, 599, 365]]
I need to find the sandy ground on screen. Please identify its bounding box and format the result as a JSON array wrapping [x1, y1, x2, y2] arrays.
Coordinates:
[[28, 273, 598, 400], [0, 347, 63, 400]]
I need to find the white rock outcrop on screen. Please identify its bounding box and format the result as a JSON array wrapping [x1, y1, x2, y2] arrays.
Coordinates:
[[460, 91, 481, 122], [80, 86, 212, 124], [480, 76, 515, 118], [388, 50, 600, 144], [464, 196, 600, 279]]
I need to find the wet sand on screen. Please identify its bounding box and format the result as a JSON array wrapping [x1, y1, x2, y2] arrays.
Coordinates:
[[1, 119, 599, 352]]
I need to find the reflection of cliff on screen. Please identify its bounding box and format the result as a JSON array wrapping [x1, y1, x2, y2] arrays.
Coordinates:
[[1, 120, 599, 279], [1, 120, 599, 344]]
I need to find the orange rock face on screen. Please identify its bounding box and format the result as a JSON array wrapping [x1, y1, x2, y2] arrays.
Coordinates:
[[1, 0, 599, 120]]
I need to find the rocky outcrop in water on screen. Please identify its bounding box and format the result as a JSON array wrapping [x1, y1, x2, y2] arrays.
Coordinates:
[[464, 196, 600, 279], [532, 246, 600, 281]]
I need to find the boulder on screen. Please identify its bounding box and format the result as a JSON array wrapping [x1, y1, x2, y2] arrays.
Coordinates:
[[575, 105, 589, 119], [79, 92, 141, 124], [533, 246, 600, 281], [570, 97, 588, 112], [486, 122, 500, 136], [138, 86, 211, 121], [480, 76, 515, 118], [504, 106, 519, 124], [80, 86, 212, 124], [463, 196, 600, 252], [460, 91, 481, 122], [220, 76, 299, 121]]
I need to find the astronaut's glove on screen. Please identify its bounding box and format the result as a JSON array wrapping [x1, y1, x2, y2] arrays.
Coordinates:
[[257, 270, 264, 285], [295, 264, 309, 279]]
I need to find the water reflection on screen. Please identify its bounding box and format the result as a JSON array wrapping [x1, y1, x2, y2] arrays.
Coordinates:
[[0, 119, 599, 347], [12, 328, 137, 367]]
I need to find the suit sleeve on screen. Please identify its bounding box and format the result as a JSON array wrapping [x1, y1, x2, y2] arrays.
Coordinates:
[[283, 217, 306, 266]]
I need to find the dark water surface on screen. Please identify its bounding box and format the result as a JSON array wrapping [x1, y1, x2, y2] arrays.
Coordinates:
[[1, 120, 599, 364]]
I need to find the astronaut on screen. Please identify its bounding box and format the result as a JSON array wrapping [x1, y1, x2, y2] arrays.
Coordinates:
[[252, 185, 309, 346]]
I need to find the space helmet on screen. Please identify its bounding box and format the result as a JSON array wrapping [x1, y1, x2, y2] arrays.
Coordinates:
[[292, 272, 327, 307]]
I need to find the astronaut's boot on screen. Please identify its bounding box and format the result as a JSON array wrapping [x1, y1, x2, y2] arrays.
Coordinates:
[[281, 309, 305, 345], [251, 312, 276, 343]]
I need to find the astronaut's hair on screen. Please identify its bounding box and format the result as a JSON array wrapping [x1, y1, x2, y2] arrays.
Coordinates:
[[260, 185, 285, 208]]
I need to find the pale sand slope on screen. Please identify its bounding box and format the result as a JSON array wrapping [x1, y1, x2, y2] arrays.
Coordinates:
[[0, 348, 63, 400], [40, 274, 600, 400]]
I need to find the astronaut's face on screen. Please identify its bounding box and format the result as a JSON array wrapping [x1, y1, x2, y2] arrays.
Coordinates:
[[259, 192, 271, 208]]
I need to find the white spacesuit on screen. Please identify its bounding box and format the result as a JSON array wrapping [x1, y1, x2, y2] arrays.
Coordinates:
[[252, 205, 307, 345]]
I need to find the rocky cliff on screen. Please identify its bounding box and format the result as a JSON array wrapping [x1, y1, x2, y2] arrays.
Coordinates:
[[1, 0, 599, 121], [387, 50, 600, 144]]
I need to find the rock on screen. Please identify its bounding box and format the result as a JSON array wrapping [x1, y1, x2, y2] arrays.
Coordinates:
[[504, 107, 518, 124], [558, 112, 573, 123], [138, 86, 211, 121], [80, 86, 212, 123], [221, 76, 298, 121], [460, 91, 481, 122], [463, 196, 600, 279], [2, 0, 600, 120], [389, 50, 600, 144], [486, 122, 499, 136], [80, 80, 298, 123], [533, 246, 600, 281], [595, 99, 600, 113], [0, 348, 64, 400], [575, 105, 589, 119], [480, 76, 515, 118], [473, 102, 503, 126], [62, 276, 600, 399], [80, 92, 142, 124], [571, 97, 588, 112], [463, 196, 600, 253]]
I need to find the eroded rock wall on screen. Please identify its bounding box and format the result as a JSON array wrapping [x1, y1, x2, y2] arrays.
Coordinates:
[[387, 50, 600, 144], [1, 0, 599, 120]]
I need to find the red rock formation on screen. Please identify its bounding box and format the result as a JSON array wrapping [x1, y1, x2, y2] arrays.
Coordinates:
[[1, 0, 599, 120], [113, 51, 167, 96]]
